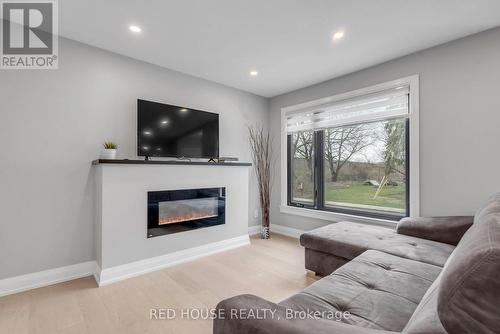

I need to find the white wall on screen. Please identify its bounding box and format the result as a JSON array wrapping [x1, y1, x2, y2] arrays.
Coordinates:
[[269, 27, 500, 231], [0, 38, 268, 279]]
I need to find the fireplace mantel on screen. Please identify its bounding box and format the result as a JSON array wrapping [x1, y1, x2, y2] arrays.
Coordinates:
[[92, 159, 251, 167]]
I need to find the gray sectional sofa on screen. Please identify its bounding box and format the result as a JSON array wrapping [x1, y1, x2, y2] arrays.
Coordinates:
[[214, 193, 500, 334]]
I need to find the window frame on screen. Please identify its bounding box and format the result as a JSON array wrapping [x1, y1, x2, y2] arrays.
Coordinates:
[[280, 76, 420, 226], [286, 131, 317, 209]]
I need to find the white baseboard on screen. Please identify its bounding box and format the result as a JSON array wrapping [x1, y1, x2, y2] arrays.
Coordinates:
[[3, 229, 307, 296], [248, 225, 260, 235], [0, 261, 97, 297], [248, 224, 304, 239], [1, 235, 251, 295], [96, 234, 250, 286], [270, 224, 304, 238]]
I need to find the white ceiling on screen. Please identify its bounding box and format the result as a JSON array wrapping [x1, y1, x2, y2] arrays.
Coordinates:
[[59, 0, 500, 97]]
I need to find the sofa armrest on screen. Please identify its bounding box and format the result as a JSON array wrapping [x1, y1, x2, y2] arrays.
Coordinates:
[[214, 294, 397, 334], [397, 216, 473, 246]]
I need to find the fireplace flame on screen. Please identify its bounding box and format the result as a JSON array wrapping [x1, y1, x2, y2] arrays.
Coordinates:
[[159, 212, 218, 225]]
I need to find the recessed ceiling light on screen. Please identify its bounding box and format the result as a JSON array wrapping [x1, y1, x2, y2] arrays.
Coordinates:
[[250, 70, 258, 76], [161, 120, 169, 125], [143, 130, 152, 135], [180, 108, 188, 113], [333, 31, 345, 41], [129, 25, 142, 33]]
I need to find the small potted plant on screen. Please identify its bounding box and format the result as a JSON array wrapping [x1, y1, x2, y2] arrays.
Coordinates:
[[101, 141, 118, 159]]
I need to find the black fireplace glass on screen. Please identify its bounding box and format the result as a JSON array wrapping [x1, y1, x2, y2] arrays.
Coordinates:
[[147, 188, 225, 238]]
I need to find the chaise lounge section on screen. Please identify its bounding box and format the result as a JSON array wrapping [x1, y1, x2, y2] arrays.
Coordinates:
[[300, 215, 472, 276], [214, 193, 500, 334]]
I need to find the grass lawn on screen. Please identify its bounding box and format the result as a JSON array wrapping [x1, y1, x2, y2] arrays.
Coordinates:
[[325, 182, 406, 211]]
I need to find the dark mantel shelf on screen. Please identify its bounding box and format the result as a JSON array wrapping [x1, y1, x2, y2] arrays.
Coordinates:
[[92, 159, 252, 167]]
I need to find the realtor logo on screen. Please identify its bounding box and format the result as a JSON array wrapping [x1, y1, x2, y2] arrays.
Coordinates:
[[1, 0, 58, 69]]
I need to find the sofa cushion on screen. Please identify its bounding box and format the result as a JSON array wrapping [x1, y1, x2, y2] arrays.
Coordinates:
[[402, 273, 447, 334], [300, 222, 455, 267], [437, 193, 500, 334], [397, 216, 473, 246], [279, 250, 442, 332]]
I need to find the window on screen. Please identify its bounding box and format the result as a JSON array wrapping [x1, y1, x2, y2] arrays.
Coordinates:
[[289, 130, 315, 205], [322, 118, 408, 219], [283, 77, 418, 222]]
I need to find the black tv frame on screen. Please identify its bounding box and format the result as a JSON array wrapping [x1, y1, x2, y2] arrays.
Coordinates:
[[137, 99, 219, 160]]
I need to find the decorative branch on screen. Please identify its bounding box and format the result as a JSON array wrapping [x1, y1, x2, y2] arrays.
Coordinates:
[[248, 126, 273, 238]]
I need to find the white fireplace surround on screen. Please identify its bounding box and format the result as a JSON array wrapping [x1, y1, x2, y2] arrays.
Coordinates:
[[94, 162, 251, 285]]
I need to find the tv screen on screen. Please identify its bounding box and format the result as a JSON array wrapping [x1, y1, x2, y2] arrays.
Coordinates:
[[137, 99, 219, 159]]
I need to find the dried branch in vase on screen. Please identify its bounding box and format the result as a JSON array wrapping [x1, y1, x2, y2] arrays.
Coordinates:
[[248, 126, 273, 239]]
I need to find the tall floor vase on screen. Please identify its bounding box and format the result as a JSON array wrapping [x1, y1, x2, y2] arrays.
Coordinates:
[[248, 126, 273, 240], [260, 206, 270, 239]]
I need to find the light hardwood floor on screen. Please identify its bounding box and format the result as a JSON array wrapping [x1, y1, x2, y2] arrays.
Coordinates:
[[0, 235, 318, 334]]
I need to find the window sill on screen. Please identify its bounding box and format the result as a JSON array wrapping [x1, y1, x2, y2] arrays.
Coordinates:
[[279, 205, 398, 228]]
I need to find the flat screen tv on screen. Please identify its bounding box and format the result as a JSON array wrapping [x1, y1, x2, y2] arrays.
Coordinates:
[[137, 99, 219, 159]]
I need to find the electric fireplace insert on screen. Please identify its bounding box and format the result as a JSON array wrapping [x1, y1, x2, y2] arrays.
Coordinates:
[[147, 187, 225, 238]]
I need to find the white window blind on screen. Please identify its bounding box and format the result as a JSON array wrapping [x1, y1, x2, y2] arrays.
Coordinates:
[[286, 86, 409, 133]]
